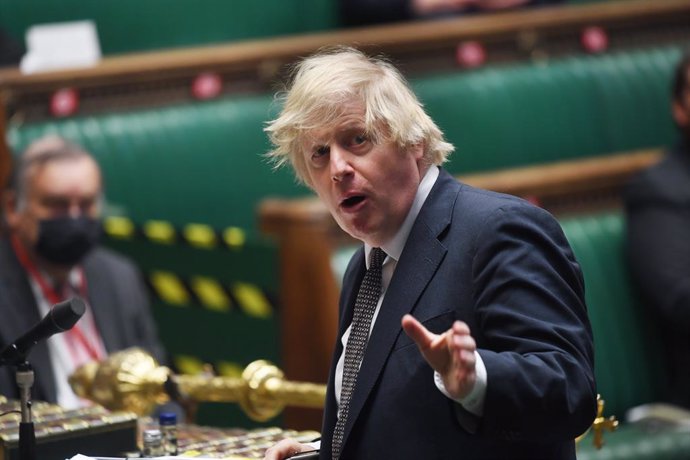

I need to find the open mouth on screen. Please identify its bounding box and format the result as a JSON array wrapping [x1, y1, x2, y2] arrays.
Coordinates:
[[341, 195, 365, 209]]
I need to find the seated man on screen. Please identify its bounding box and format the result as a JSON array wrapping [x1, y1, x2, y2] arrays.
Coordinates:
[[625, 49, 690, 410], [0, 135, 165, 408]]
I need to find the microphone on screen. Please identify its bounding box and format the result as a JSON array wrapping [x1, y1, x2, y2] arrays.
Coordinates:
[[0, 297, 86, 366]]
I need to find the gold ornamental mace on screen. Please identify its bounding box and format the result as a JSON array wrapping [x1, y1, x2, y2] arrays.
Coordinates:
[[69, 347, 326, 421]]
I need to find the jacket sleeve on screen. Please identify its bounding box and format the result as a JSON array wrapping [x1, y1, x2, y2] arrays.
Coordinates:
[[470, 203, 597, 441]]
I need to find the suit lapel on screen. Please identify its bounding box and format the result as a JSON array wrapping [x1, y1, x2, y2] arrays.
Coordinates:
[[340, 170, 460, 448], [337, 249, 367, 338], [0, 239, 57, 402], [82, 252, 120, 353]]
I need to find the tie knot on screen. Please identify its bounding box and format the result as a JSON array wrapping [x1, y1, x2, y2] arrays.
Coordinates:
[[369, 247, 386, 270]]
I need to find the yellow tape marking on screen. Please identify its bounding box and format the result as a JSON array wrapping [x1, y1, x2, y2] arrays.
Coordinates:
[[143, 220, 176, 244], [232, 282, 272, 319], [174, 355, 207, 375], [184, 223, 217, 249], [216, 361, 243, 379], [102, 216, 135, 239], [150, 270, 189, 306], [191, 276, 232, 312], [223, 227, 246, 249]]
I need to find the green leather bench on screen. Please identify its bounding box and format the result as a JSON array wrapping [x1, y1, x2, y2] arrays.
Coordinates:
[[559, 212, 690, 459], [414, 44, 681, 173], [8, 94, 309, 233], [7, 44, 683, 233], [0, 0, 628, 56], [0, 0, 338, 55], [0, 0, 638, 56], [103, 223, 283, 429]]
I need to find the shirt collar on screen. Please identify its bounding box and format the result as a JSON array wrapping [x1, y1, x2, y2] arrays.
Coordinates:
[[365, 165, 439, 267]]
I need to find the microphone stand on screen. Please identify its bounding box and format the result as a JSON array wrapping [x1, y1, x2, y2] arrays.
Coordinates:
[[15, 361, 36, 460], [0, 298, 85, 460]]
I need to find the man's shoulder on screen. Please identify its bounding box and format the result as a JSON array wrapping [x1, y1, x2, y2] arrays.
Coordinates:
[[436, 168, 535, 216], [455, 181, 550, 222], [626, 146, 690, 204], [83, 245, 139, 274]]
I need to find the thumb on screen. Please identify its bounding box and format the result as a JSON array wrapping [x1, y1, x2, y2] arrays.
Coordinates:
[[401, 314, 452, 373], [401, 314, 438, 350]]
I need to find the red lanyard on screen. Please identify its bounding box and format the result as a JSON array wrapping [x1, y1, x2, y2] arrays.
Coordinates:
[[11, 235, 104, 362]]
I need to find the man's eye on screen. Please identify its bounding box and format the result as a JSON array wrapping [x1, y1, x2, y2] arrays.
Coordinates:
[[310, 146, 329, 166], [43, 198, 70, 211], [314, 146, 329, 157], [352, 134, 367, 145]]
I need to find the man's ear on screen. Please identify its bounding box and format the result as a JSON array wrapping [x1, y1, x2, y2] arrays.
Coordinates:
[[672, 100, 689, 128], [410, 142, 425, 161], [2, 190, 20, 229]]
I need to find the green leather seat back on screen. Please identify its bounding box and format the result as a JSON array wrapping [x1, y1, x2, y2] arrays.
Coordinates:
[[559, 212, 667, 419], [8, 45, 685, 231], [0, 0, 338, 55], [104, 234, 281, 428], [414, 45, 681, 174], [8, 94, 311, 234]]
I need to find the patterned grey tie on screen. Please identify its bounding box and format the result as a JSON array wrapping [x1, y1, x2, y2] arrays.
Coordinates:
[[331, 247, 386, 460]]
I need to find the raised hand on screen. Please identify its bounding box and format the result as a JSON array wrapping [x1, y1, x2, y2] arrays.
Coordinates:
[[401, 314, 477, 399]]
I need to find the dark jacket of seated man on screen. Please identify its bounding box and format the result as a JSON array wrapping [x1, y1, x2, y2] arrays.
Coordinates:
[[0, 134, 165, 408]]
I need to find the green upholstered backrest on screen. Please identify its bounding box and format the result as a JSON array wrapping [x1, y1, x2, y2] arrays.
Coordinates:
[[560, 212, 666, 419], [104, 233, 281, 428], [0, 0, 639, 56], [414, 44, 682, 174], [8, 94, 311, 234], [8, 45, 686, 232], [0, 0, 338, 55]]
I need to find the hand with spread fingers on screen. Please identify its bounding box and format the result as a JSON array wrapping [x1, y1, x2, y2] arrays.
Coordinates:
[[402, 314, 477, 400]]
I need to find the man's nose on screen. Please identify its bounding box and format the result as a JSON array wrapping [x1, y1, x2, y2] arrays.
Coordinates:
[[330, 145, 353, 182], [67, 203, 83, 218]]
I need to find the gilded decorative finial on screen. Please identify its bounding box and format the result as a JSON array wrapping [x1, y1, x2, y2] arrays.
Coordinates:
[[575, 394, 618, 449], [591, 394, 618, 449], [69, 347, 326, 421]]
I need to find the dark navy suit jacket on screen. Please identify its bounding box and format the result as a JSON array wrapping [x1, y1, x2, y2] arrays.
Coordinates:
[[320, 169, 596, 459], [0, 238, 165, 403]]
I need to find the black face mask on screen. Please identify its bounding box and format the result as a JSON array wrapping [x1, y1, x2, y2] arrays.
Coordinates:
[[35, 216, 101, 266]]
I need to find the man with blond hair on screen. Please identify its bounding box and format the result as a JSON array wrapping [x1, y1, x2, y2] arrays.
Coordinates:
[[263, 47, 595, 460]]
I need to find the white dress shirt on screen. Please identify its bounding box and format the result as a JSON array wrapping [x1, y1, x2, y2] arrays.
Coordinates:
[[30, 268, 106, 409]]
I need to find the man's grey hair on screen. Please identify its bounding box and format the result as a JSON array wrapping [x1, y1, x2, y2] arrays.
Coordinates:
[[8, 135, 102, 210]]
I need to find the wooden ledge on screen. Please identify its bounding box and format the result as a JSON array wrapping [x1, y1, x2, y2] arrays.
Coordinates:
[[459, 148, 662, 197], [0, 0, 688, 93], [259, 148, 664, 236]]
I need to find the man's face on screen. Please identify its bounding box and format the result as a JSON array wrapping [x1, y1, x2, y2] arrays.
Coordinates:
[[6, 156, 102, 251], [301, 102, 425, 247]]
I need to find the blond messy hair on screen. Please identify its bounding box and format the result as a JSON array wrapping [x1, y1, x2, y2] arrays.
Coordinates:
[[264, 46, 454, 185]]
